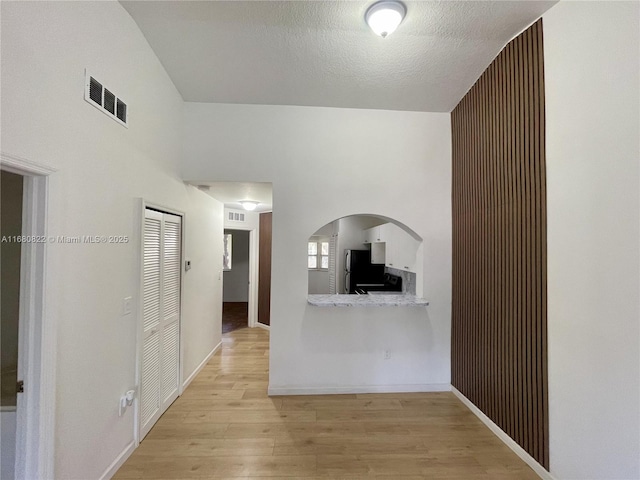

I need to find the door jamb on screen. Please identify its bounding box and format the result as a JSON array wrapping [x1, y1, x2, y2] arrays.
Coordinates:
[[1, 152, 56, 480], [223, 225, 258, 328], [248, 229, 258, 328]]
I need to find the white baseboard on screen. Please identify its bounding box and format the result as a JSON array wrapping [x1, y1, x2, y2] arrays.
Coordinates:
[[254, 322, 270, 331], [268, 383, 451, 396], [451, 387, 556, 480], [102, 343, 222, 480], [182, 341, 222, 391], [99, 440, 135, 480]]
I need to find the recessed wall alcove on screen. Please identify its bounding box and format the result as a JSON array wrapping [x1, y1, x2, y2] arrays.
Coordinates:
[[307, 214, 424, 297]]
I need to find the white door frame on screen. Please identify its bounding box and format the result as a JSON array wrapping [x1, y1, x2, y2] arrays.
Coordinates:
[[134, 199, 185, 446], [248, 228, 259, 328], [223, 225, 259, 328], [1, 152, 56, 480]]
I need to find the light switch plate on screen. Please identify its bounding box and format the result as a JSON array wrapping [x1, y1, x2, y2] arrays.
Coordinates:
[[123, 296, 132, 316]]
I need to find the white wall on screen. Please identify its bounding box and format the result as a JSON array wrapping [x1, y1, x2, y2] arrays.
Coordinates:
[[223, 229, 250, 302], [183, 103, 452, 393], [543, 2, 640, 478], [308, 270, 330, 294], [1, 2, 223, 478]]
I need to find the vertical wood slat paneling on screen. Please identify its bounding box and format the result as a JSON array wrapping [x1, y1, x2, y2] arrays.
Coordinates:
[[451, 19, 548, 469]]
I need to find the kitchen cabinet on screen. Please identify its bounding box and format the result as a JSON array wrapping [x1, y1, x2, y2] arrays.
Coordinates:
[[364, 224, 394, 243], [371, 242, 386, 264], [363, 223, 418, 272], [363, 226, 381, 243], [386, 227, 418, 272]]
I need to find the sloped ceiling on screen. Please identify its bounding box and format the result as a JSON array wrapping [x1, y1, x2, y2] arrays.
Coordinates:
[[121, 1, 556, 112]]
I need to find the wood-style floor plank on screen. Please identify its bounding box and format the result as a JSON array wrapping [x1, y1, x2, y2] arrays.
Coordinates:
[[114, 327, 540, 479]]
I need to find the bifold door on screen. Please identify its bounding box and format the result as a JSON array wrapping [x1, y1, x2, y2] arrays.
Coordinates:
[[140, 208, 182, 440]]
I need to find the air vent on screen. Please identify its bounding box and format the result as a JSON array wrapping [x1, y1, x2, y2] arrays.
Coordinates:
[[228, 211, 245, 222], [116, 99, 127, 122], [84, 71, 128, 127], [89, 77, 102, 105], [104, 89, 115, 114]]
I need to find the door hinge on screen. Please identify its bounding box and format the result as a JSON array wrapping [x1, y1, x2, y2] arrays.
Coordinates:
[[16, 380, 24, 393]]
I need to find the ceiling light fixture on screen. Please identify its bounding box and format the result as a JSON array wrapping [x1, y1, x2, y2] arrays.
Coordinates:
[[240, 201, 259, 211], [365, 1, 406, 38]]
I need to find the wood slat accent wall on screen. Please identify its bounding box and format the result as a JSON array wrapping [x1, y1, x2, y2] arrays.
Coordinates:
[[451, 19, 548, 468]]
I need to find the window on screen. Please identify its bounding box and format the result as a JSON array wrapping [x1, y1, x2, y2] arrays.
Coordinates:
[[223, 234, 232, 270], [308, 240, 329, 270]]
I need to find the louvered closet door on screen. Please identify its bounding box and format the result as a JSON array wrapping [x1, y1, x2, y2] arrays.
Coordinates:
[[141, 209, 163, 439], [140, 209, 182, 440], [329, 235, 337, 294], [160, 213, 181, 411]]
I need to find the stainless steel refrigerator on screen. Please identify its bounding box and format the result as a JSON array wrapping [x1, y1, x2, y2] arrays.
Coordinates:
[[344, 249, 384, 294]]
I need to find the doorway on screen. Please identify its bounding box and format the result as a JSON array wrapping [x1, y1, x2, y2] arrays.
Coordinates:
[[222, 229, 250, 333], [0, 154, 55, 480], [1, 171, 24, 480], [184, 181, 272, 331]]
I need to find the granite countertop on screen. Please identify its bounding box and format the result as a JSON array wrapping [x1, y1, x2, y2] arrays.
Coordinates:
[[307, 294, 429, 307]]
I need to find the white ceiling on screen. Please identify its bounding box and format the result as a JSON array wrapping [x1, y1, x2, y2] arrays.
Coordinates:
[[191, 181, 273, 212], [120, 1, 556, 112]]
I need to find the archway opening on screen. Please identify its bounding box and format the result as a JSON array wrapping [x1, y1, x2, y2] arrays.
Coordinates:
[[307, 214, 423, 295]]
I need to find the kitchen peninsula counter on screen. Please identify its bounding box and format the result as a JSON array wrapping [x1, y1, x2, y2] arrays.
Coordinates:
[[307, 294, 429, 307]]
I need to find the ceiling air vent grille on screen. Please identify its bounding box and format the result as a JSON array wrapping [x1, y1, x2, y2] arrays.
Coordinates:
[[103, 89, 116, 115], [228, 211, 246, 222], [116, 99, 127, 123], [89, 77, 102, 105], [84, 70, 128, 127]]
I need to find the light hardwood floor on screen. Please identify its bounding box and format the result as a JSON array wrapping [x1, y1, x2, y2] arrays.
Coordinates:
[[115, 327, 539, 479]]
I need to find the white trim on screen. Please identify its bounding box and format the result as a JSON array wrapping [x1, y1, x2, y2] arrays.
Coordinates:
[[133, 200, 144, 446], [452, 387, 556, 480], [182, 342, 222, 391], [248, 229, 258, 328], [98, 440, 135, 480], [254, 322, 270, 331], [222, 224, 259, 328], [0, 152, 57, 176], [2, 153, 55, 480], [141, 200, 186, 219], [268, 383, 450, 396]]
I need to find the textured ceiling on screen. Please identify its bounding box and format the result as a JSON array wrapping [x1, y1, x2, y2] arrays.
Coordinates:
[[191, 181, 273, 212], [121, 1, 556, 112]]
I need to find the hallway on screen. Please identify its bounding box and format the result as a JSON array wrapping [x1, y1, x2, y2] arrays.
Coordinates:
[[222, 302, 249, 333], [115, 327, 538, 479]]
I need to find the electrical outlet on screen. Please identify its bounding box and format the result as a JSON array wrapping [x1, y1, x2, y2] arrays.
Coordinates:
[[384, 349, 391, 360], [119, 390, 135, 417]]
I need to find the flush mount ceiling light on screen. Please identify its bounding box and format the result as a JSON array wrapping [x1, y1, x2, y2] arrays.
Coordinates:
[[365, 1, 406, 38], [240, 201, 259, 211]]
